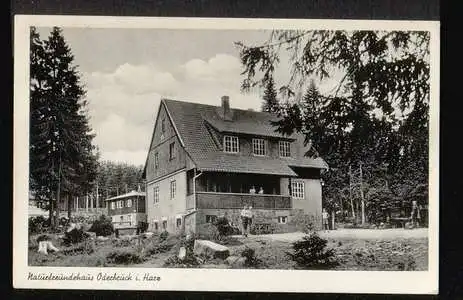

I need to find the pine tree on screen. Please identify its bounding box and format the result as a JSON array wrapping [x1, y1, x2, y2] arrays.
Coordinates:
[[261, 76, 280, 113], [29, 27, 97, 227]]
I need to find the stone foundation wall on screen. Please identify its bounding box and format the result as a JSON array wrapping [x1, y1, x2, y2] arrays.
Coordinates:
[[193, 208, 323, 234]]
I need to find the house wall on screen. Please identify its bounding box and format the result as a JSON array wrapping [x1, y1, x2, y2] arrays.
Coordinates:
[[280, 177, 322, 221], [107, 197, 145, 216], [145, 103, 188, 183], [111, 213, 147, 229], [146, 170, 187, 233]]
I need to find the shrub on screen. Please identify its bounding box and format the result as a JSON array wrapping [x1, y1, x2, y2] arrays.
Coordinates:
[[159, 230, 169, 242], [61, 240, 95, 255], [139, 221, 149, 233], [163, 252, 200, 268], [286, 232, 338, 269], [88, 215, 114, 237], [213, 216, 235, 238], [63, 227, 86, 245], [240, 246, 264, 268], [28, 216, 49, 234], [106, 248, 144, 265]]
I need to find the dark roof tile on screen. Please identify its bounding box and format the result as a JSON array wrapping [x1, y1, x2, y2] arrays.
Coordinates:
[[162, 98, 328, 175]]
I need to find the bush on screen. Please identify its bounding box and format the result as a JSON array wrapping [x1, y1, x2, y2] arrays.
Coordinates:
[[28, 216, 49, 234], [213, 216, 239, 239], [163, 252, 200, 268], [63, 227, 86, 245], [61, 240, 95, 255], [88, 215, 114, 237], [240, 246, 264, 268], [159, 230, 169, 242], [286, 232, 338, 269], [106, 248, 144, 265]]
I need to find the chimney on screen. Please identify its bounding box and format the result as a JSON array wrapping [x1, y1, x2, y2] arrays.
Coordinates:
[[221, 95, 233, 121]]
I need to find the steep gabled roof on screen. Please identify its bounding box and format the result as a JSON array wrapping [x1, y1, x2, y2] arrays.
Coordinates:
[[159, 98, 328, 176]]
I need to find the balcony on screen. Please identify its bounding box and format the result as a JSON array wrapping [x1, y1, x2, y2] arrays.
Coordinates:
[[195, 191, 291, 209]]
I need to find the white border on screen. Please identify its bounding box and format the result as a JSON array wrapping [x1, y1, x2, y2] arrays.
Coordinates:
[[13, 15, 440, 294]]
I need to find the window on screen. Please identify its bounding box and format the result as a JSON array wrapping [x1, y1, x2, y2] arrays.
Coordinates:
[[176, 217, 182, 228], [170, 180, 176, 199], [161, 118, 166, 134], [128, 215, 132, 225], [154, 221, 159, 231], [111, 202, 115, 210], [153, 186, 160, 204], [120, 200, 124, 208], [206, 215, 217, 223], [120, 216, 124, 224], [279, 141, 291, 157], [278, 216, 288, 224], [252, 138, 266, 156], [126, 199, 132, 207], [224, 135, 239, 153], [162, 220, 167, 229], [154, 152, 159, 169], [169, 142, 176, 160], [291, 181, 305, 199]]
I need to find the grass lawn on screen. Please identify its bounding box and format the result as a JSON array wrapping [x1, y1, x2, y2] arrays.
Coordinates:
[[28, 230, 428, 271]]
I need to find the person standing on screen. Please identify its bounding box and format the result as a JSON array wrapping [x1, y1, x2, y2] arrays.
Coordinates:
[[240, 206, 249, 237], [322, 208, 329, 231]]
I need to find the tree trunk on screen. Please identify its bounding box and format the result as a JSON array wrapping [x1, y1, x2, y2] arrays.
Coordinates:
[[55, 185, 60, 229], [67, 193, 72, 220], [359, 163, 365, 225], [331, 210, 335, 230], [349, 165, 355, 220], [49, 198, 54, 227]]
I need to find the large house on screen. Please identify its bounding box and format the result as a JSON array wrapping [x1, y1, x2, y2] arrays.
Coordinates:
[[142, 96, 328, 234]]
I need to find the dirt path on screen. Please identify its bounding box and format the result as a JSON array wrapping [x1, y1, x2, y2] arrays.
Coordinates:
[[232, 228, 428, 242]]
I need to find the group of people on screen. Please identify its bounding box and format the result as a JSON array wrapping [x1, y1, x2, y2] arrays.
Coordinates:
[[249, 186, 264, 194]]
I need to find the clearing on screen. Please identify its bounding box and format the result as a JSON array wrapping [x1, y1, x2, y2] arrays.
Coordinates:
[[29, 228, 428, 270]]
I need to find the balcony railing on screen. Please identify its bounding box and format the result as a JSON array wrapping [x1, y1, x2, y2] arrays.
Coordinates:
[[195, 192, 291, 209]]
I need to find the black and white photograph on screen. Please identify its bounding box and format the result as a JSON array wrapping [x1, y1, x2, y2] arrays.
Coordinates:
[[13, 16, 439, 293]]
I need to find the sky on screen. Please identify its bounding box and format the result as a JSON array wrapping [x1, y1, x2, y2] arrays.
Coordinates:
[[35, 27, 339, 166]]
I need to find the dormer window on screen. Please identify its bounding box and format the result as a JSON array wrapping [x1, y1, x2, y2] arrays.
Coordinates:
[[279, 141, 291, 157], [252, 138, 266, 156], [224, 135, 239, 153]]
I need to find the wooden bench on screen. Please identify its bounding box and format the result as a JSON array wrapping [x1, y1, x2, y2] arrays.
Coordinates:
[[390, 217, 409, 228]]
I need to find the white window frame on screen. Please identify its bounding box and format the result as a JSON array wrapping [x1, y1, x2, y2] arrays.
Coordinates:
[[176, 217, 182, 228], [170, 180, 176, 200], [169, 142, 176, 160], [291, 180, 305, 199], [126, 199, 132, 208], [279, 141, 291, 157], [278, 216, 288, 224], [111, 202, 115, 210], [153, 186, 160, 204], [252, 138, 266, 156], [223, 135, 239, 153], [206, 215, 217, 223]]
